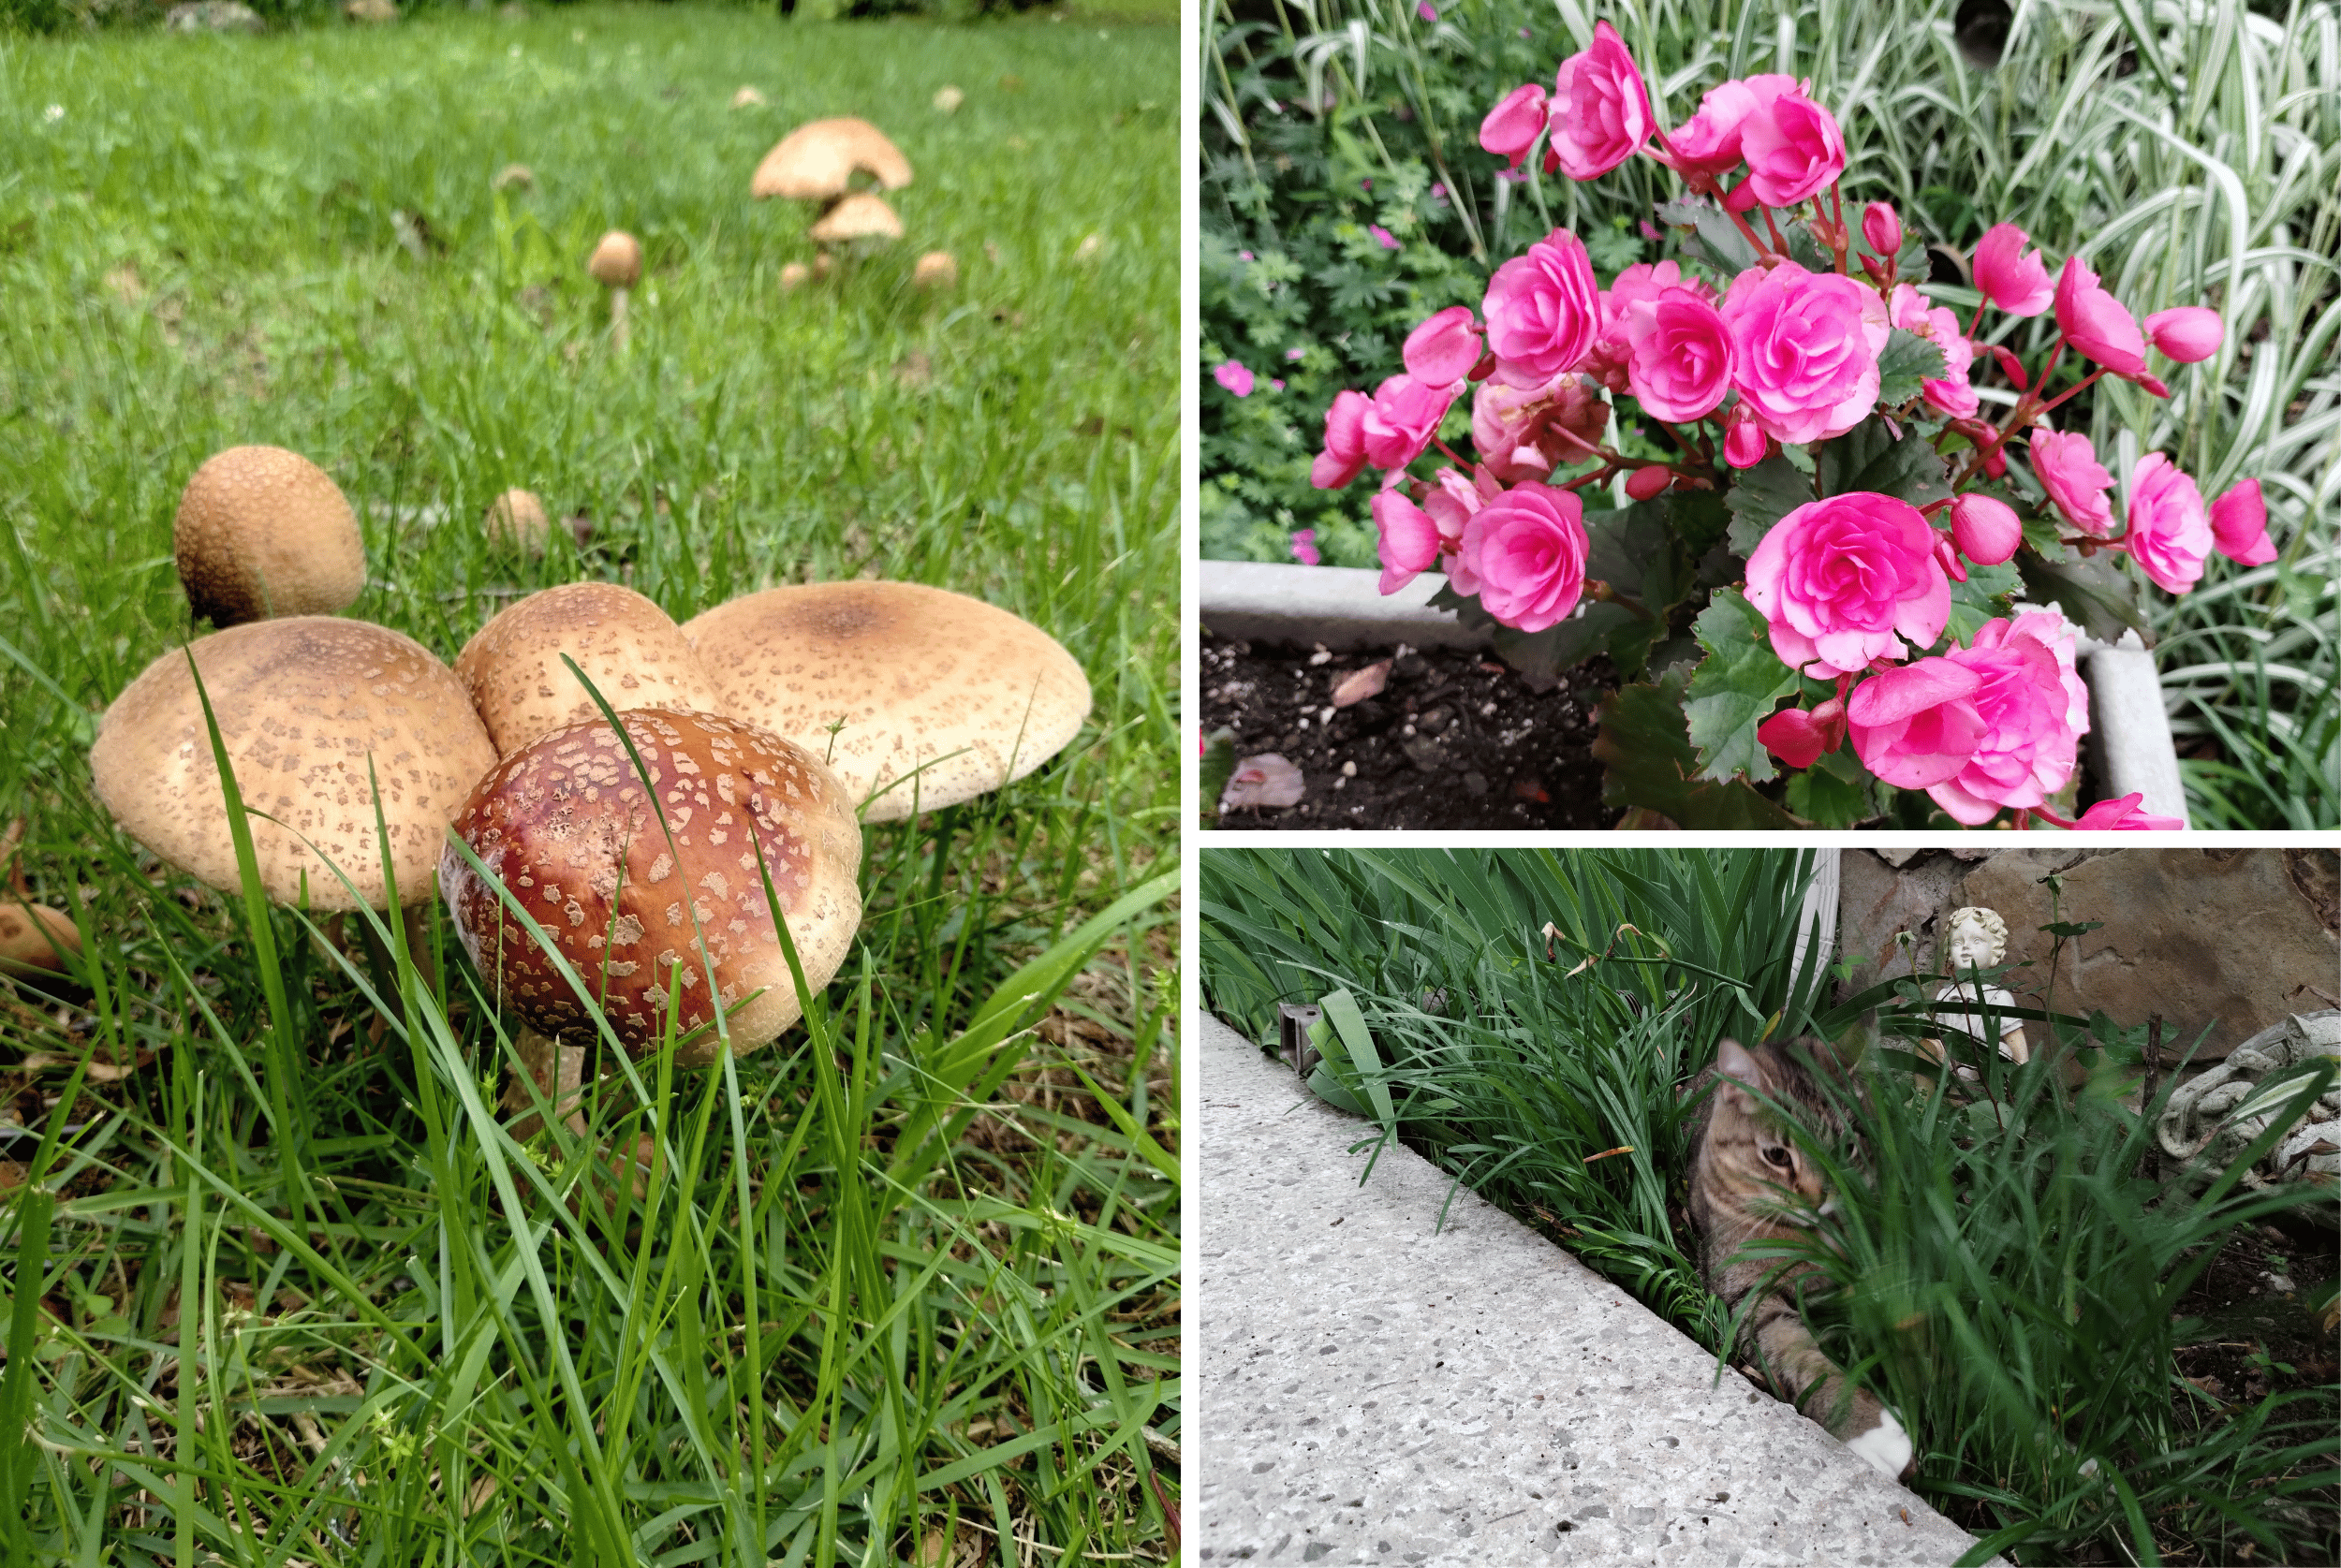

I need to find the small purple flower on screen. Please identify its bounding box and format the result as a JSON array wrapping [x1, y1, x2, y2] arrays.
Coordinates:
[[1416, 1, 1436, 19], [1361, 179, 1373, 193], [1640, 220, 1662, 242], [1238, 249, 1254, 261], [1271, 378, 1286, 391], [1291, 528, 1321, 566], [1518, 24, 1531, 37], [1370, 225, 1399, 250], [1214, 360, 1255, 397], [1286, 346, 1306, 360]]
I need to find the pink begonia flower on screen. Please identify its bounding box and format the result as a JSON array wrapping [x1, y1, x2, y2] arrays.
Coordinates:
[[1370, 226, 1401, 251], [1287, 346, 1306, 360], [1416, 1, 1436, 19], [1271, 379, 1285, 391], [1972, 224, 2054, 317], [2208, 477, 2276, 565], [1403, 306, 1485, 387], [2053, 256, 2147, 375], [1861, 201, 1901, 259], [1289, 528, 1321, 566], [1737, 83, 1846, 208], [1949, 493, 2022, 565], [1721, 262, 1889, 445], [1581, 260, 1707, 394], [1214, 360, 1255, 397], [1921, 610, 2090, 824], [1311, 388, 1372, 489], [1428, 466, 1502, 595], [1357, 373, 1457, 473], [1722, 401, 1768, 468], [1455, 480, 1590, 632], [2064, 792, 2186, 830], [2028, 427, 2115, 536], [1480, 82, 1550, 169], [1372, 491, 1442, 593], [1622, 286, 1732, 422], [1745, 491, 1951, 678], [1483, 228, 1602, 388], [1757, 696, 1846, 769], [1469, 374, 1609, 483], [1547, 21, 1655, 180], [2144, 306, 2223, 363], [2124, 452, 2212, 594], [1846, 658, 1987, 789], [1888, 284, 1980, 419], [1661, 75, 1793, 175]]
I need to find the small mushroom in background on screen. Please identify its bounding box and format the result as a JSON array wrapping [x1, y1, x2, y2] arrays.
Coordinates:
[[1075, 232, 1104, 262], [779, 261, 812, 290], [932, 85, 964, 114], [483, 488, 551, 556], [173, 445, 365, 628], [439, 709, 862, 1136], [90, 617, 497, 982], [345, 0, 396, 22], [0, 901, 81, 983], [751, 118, 914, 271], [806, 193, 904, 252], [453, 581, 722, 756], [586, 229, 642, 352], [684, 580, 1092, 823], [912, 250, 958, 290], [493, 163, 535, 194], [730, 85, 766, 110]]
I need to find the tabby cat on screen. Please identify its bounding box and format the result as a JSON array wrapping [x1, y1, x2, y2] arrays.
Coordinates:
[[1686, 1036, 1915, 1481]]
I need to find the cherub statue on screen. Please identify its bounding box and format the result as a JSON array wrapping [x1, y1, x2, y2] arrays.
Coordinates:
[[1921, 905, 2028, 1075]]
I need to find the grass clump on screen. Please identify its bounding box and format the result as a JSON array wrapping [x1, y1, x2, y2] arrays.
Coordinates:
[[1200, 846, 2338, 1567], [0, 7, 1179, 1562]]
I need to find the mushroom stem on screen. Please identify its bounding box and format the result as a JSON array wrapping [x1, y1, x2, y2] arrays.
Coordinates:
[[400, 901, 440, 998], [609, 287, 631, 353], [505, 1025, 586, 1142]]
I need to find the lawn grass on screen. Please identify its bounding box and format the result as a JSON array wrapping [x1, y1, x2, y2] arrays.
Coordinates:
[[0, 6, 1181, 1562]]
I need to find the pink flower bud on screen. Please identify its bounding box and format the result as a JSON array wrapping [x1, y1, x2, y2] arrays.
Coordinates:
[[2143, 306, 2223, 363], [1757, 705, 1830, 769], [1624, 464, 1671, 501], [1403, 306, 1485, 387], [1950, 492, 2022, 565], [1861, 201, 1901, 259], [1986, 344, 2028, 391], [2208, 477, 2276, 565], [2135, 374, 2171, 399], [1723, 403, 1768, 468], [1480, 82, 1549, 168]]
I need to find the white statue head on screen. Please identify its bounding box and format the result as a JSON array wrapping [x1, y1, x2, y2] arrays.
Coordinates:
[[1943, 906, 2009, 973]]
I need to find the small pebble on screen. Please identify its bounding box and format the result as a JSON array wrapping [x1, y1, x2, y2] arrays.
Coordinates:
[[1464, 771, 1489, 797], [1308, 646, 1333, 666], [1341, 760, 1357, 777], [1318, 706, 1335, 724], [1480, 701, 1498, 717]]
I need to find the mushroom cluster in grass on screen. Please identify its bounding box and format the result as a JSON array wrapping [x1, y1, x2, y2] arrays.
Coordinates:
[[455, 581, 722, 755], [752, 117, 913, 270], [587, 229, 642, 350], [173, 445, 365, 628], [684, 581, 1092, 822], [91, 617, 495, 915], [438, 708, 862, 1067]]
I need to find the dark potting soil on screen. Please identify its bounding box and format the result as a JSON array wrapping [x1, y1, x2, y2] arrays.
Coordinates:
[[1201, 634, 1621, 830]]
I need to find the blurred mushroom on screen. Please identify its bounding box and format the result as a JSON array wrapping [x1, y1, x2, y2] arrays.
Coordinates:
[[173, 446, 365, 629], [587, 229, 642, 351], [439, 709, 862, 1080], [0, 902, 80, 982], [749, 117, 913, 203], [807, 193, 903, 247], [932, 85, 964, 114], [912, 250, 958, 289], [91, 618, 495, 987], [779, 261, 812, 290], [730, 85, 766, 109], [483, 488, 551, 556], [454, 581, 722, 755], [683, 581, 1092, 822]]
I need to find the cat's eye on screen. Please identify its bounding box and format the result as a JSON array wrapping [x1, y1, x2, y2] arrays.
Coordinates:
[[1761, 1146, 1793, 1170]]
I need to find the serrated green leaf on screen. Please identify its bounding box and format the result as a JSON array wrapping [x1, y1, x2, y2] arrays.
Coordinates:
[[1786, 745, 1877, 827], [1724, 456, 1814, 555], [1656, 195, 1758, 273], [1593, 664, 1799, 829], [1487, 607, 1635, 691], [1817, 416, 1898, 497], [1780, 220, 1833, 272], [1944, 560, 2024, 646], [1828, 418, 1954, 508], [1876, 328, 1949, 407], [1683, 589, 1802, 784], [1664, 488, 1732, 559], [2018, 552, 2152, 645], [2019, 508, 2070, 564]]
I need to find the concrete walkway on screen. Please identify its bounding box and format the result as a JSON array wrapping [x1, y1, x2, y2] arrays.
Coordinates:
[[1195, 1012, 1996, 1566]]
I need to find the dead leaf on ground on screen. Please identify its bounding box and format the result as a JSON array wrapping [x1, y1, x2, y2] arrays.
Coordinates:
[[1331, 659, 1390, 708], [19, 1049, 149, 1080], [1220, 754, 1304, 812]]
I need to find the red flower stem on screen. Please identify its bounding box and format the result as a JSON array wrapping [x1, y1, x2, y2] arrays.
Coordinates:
[[1956, 340, 2066, 484], [1761, 205, 1790, 256], [1561, 465, 1618, 492], [1587, 580, 1656, 621], [1826, 185, 1848, 276], [1966, 300, 1988, 340], [2037, 367, 2108, 417], [1432, 435, 1473, 469]]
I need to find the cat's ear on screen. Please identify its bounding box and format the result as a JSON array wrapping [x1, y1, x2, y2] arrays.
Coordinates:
[[1715, 1038, 1770, 1095]]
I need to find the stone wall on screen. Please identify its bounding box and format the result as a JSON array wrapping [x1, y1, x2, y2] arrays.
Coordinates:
[[1835, 848, 2338, 1062]]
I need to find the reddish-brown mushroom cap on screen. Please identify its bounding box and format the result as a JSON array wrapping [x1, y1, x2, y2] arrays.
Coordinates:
[[438, 709, 862, 1063]]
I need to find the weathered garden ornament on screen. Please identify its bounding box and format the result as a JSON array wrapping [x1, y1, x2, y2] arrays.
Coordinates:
[[2157, 1010, 2341, 1223], [1922, 905, 2028, 1074]]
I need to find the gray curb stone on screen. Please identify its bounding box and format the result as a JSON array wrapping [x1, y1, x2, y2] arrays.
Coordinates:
[[1196, 1011, 2000, 1567]]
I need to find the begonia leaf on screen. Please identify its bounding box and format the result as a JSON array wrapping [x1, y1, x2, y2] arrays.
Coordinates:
[[1945, 560, 2024, 646], [1827, 416, 1955, 508], [1876, 328, 1950, 407], [2018, 552, 2153, 645], [1785, 745, 1877, 828], [1594, 663, 1799, 828], [1724, 456, 1815, 555], [1684, 588, 1803, 784]]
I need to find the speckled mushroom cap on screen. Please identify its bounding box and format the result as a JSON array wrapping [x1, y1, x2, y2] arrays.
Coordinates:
[[91, 618, 496, 911], [587, 230, 641, 288], [682, 581, 1092, 822], [173, 446, 366, 628], [806, 194, 904, 244], [483, 489, 550, 555], [751, 118, 913, 202], [455, 582, 723, 756], [438, 709, 862, 1062]]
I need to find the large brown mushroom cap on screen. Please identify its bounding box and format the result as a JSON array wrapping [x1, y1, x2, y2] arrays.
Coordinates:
[[806, 194, 904, 245], [91, 618, 496, 911], [683, 581, 1092, 822], [439, 709, 862, 1062], [587, 230, 641, 289], [455, 582, 723, 756], [750, 117, 913, 202], [173, 446, 365, 628]]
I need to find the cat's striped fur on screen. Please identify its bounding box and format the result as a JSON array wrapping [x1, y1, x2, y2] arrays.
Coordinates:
[[1686, 1037, 1915, 1481]]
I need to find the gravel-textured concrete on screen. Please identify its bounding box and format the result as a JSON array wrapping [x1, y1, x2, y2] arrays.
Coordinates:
[[1199, 561, 1494, 651], [1197, 1011, 1998, 1566]]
